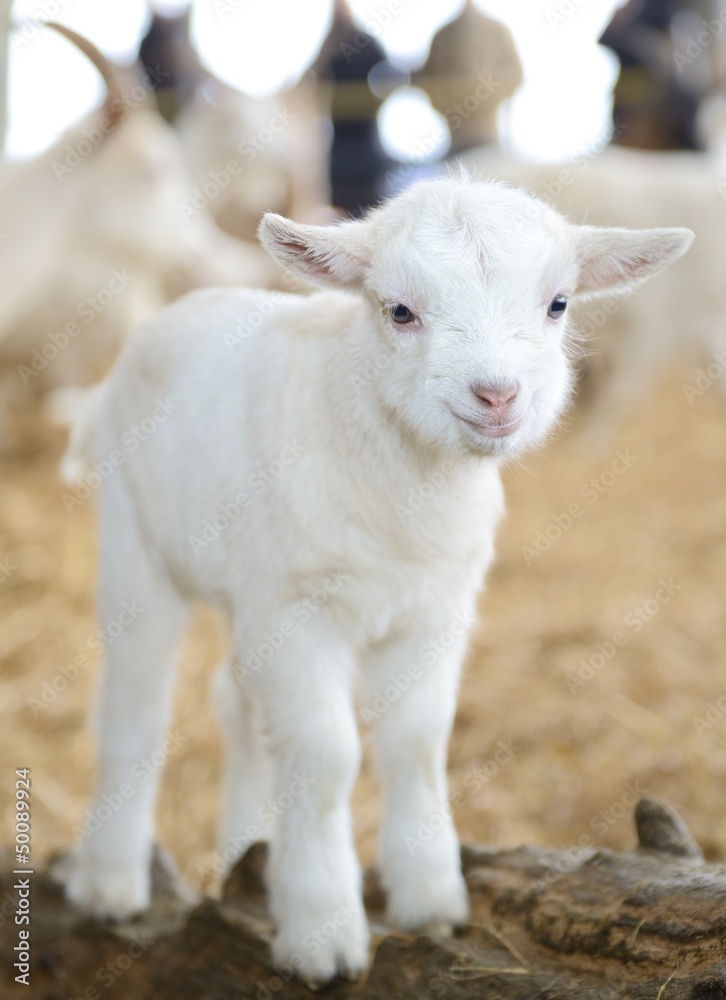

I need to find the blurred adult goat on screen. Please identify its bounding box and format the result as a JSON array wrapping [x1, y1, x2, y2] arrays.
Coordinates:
[[0, 23, 275, 396]]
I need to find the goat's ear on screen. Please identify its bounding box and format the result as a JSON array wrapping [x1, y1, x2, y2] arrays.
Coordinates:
[[573, 225, 694, 297], [258, 213, 370, 287]]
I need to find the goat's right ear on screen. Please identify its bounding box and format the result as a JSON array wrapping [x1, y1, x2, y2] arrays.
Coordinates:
[[258, 214, 371, 288], [573, 225, 694, 297]]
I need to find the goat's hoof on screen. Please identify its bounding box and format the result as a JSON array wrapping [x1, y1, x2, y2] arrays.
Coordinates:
[[301, 965, 365, 991], [66, 851, 150, 921], [420, 920, 455, 939], [386, 867, 469, 933], [273, 903, 369, 990]]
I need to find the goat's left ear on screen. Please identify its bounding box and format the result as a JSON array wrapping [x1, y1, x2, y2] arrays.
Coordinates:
[[573, 225, 694, 297], [258, 213, 371, 288]]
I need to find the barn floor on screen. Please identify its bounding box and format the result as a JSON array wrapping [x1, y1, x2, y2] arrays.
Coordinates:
[[1, 368, 725, 897]]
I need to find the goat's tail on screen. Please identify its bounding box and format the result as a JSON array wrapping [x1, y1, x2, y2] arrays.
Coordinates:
[[60, 382, 106, 485]]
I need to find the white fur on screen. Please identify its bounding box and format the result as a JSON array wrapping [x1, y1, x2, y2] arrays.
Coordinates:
[[64, 177, 691, 984], [462, 146, 722, 433]]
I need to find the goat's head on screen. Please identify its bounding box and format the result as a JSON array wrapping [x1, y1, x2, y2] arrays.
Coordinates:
[[260, 177, 693, 459]]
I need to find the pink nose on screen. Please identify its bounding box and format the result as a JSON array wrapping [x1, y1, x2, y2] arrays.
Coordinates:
[[472, 381, 519, 416]]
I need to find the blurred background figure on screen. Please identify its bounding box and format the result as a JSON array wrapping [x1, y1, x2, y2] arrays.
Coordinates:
[[415, 0, 522, 155], [599, 0, 711, 150], [312, 0, 397, 216], [4, 0, 726, 439], [137, 3, 206, 124]]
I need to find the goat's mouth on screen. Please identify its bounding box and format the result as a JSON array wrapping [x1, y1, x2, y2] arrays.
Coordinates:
[[455, 413, 524, 440]]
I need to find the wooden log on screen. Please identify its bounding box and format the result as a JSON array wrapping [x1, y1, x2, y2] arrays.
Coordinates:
[[1, 798, 725, 999]]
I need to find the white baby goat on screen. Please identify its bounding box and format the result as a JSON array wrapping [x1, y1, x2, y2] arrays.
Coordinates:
[[64, 177, 692, 985]]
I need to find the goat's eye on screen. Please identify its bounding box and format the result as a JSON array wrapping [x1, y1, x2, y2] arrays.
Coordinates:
[[389, 303, 415, 324], [547, 295, 567, 319]]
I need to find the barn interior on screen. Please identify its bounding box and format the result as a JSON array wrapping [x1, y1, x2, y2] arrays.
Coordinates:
[[1, 0, 726, 929]]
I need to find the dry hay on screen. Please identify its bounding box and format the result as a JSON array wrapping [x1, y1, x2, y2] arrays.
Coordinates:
[[1, 367, 725, 897]]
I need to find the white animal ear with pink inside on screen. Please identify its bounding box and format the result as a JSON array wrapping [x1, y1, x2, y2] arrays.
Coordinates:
[[573, 225, 694, 298], [258, 214, 371, 288]]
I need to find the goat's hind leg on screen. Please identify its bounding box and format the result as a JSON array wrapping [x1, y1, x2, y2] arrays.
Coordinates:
[[212, 658, 271, 868], [66, 471, 189, 919]]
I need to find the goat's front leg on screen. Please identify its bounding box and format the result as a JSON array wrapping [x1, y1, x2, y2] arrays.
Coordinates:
[[363, 601, 476, 933], [239, 613, 368, 986]]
